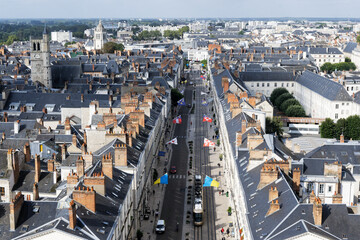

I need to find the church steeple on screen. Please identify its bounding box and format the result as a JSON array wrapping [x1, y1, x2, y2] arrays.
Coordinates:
[[43, 24, 48, 35]]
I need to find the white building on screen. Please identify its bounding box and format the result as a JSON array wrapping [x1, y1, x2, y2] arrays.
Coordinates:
[[309, 47, 345, 67], [187, 49, 209, 61], [51, 30, 73, 43], [94, 20, 107, 50]]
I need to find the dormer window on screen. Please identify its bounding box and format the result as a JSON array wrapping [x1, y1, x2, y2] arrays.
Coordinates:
[[45, 104, 55, 112], [9, 102, 20, 110], [25, 103, 35, 111]]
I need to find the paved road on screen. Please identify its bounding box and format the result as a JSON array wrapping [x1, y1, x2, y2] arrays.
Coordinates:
[[157, 83, 193, 240], [192, 69, 217, 240]]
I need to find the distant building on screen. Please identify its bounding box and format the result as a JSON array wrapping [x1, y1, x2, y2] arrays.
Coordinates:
[[51, 30, 73, 43], [30, 26, 52, 88], [93, 20, 107, 50], [117, 30, 133, 40]]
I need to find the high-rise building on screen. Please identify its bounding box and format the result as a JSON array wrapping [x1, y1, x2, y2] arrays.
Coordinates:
[[30, 25, 52, 88]]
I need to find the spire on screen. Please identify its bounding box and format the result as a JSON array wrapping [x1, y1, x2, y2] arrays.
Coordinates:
[[43, 23, 48, 35]]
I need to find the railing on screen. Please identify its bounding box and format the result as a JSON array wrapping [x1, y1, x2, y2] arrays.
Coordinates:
[[280, 116, 325, 124]]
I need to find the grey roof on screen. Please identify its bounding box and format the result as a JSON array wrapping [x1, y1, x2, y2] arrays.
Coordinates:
[[237, 71, 295, 82], [343, 42, 357, 54], [296, 71, 352, 101]]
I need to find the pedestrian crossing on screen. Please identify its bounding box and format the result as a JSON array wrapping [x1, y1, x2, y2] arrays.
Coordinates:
[[168, 174, 186, 179]]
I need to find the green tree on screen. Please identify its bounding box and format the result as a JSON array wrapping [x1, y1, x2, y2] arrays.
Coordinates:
[[345, 57, 351, 63], [238, 30, 245, 35], [136, 230, 143, 240], [280, 98, 300, 112], [200, 60, 207, 69], [285, 105, 306, 117], [5, 34, 18, 45], [345, 115, 360, 140], [334, 118, 346, 139], [320, 62, 333, 73], [102, 42, 124, 53], [275, 93, 293, 108], [320, 118, 335, 138], [266, 117, 284, 136], [357, 35, 360, 45], [270, 88, 289, 104], [171, 88, 184, 106]]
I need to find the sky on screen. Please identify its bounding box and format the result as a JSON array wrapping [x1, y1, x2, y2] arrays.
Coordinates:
[[2, 0, 360, 19]]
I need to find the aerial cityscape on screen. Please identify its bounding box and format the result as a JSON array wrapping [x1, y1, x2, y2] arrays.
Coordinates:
[[2, 1, 360, 240]]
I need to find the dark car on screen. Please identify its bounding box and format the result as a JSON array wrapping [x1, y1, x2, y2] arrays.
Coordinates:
[[144, 207, 151, 220], [170, 166, 177, 174]]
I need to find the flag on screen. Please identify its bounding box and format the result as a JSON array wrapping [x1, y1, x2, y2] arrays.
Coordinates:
[[200, 75, 206, 80], [203, 138, 215, 147], [173, 115, 182, 124], [177, 98, 185, 106], [180, 89, 184, 95], [158, 151, 166, 157], [154, 173, 168, 185], [203, 175, 219, 187], [201, 100, 208, 106], [203, 115, 212, 123], [167, 138, 178, 145]]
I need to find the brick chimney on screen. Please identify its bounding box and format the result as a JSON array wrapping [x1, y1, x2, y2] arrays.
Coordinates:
[[72, 134, 77, 146], [24, 142, 30, 162], [247, 133, 264, 150], [81, 143, 86, 156], [340, 133, 345, 143], [68, 200, 76, 230], [47, 159, 54, 172], [84, 172, 105, 195], [76, 157, 84, 178], [129, 110, 145, 127], [222, 77, 229, 93], [64, 117, 71, 135], [269, 186, 278, 202], [61, 144, 67, 161], [114, 144, 127, 167], [258, 166, 278, 189], [231, 107, 242, 118], [9, 192, 24, 231], [309, 190, 316, 203], [73, 186, 96, 213], [241, 120, 247, 133], [313, 197, 322, 226], [292, 168, 301, 194], [67, 172, 79, 194], [34, 154, 40, 183], [81, 94, 84, 103], [4, 112, 8, 122], [332, 192, 343, 204], [236, 131, 243, 147], [7, 149, 20, 183], [102, 154, 113, 179], [33, 183, 39, 200], [266, 199, 280, 216], [256, 120, 262, 132]]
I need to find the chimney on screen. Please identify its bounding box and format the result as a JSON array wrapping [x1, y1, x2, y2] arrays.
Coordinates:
[[241, 120, 247, 133], [76, 157, 84, 178], [34, 154, 40, 183], [256, 120, 261, 132], [33, 183, 39, 200], [67, 173, 78, 194], [292, 168, 301, 194], [23, 142, 30, 162], [9, 192, 24, 231], [64, 117, 71, 135], [14, 120, 20, 134], [84, 172, 105, 195], [81, 143, 86, 155], [309, 190, 316, 203], [340, 133, 345, 143], [222, 77, 229, 93], [68, 200, 76, 230], [236, 131, 242, 147], [258, 166, 278, 189], [269, 186, 279, 202], [72, 134, 77, 146], [114, 144, 127, 167], [81, 94, 84, 103], [47, 159, 54, 172], [61, 144, 67, 161], [313, 197, 322, 226], [4, 112, 8, 122], [109, 94, 113, 107], [266, 199, 280, 216], [102, 154, 113, 179], [73, 186, 96, 213]]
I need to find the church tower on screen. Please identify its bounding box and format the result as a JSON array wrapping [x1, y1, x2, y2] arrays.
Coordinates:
[[94, 20, 107, 50], [30, 25, 52, 88]]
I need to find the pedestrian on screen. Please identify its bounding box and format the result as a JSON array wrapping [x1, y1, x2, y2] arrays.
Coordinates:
[[219, 190, 221, 196], [222, 189, 224, 195], [221, 227, 224, 234], [226, 228, 230, 236], [153, 189, 155, 195]]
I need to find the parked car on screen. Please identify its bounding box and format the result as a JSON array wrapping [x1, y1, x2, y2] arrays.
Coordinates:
[[144, 207, 151, 220], [170, 166, 177, 174], [156, 220, 166, 233]]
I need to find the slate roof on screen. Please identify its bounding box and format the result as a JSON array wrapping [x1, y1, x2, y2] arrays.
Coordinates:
[[343, 42, 357, 54], [296, 71, 353, 101], [237, 72, 295, 82]]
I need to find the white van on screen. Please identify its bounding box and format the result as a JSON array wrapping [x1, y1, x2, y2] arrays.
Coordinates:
[[156, 220, 165, 233]]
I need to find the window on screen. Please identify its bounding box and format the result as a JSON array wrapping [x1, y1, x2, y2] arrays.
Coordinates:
[[335, 113, 338, 119], [342, 103, 345, 106], [257, 83, 259, 87], [267, 83, 270, 87], [335, 104, 339, 109], [328, 186, 332, 192], [347, 103, 349, 106], [274, 83, 277, 87], [286, 83, 289, 87], [292, 83, 294, 87], [319, 184, 324, 194], [0, 187, 5, 196], [262, 83, 265, 87], [307, 182, 313, 192]]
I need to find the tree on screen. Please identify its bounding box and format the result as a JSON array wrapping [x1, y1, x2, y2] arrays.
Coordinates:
[[102, 42, 124, 53], [345, 115, 360, 140], [357, 35, 360, 45], [320, 118, 335, 138], [5, 34, 18, 45], [345, 57, 351, 63], [238, 30, 245, 35], [285, 105, 306, 117], [274, 93, 293, 108], [171, 88, 184, 106], [320, 62, 356, 73], [320, 62, 333, 73], [334, 118, 346, 139], [280, 98, 300, 112], [266, 117, 284, 136], [200, 60, 207, 69], [270, 88, 289, 104], [136, 230, 143, 240]]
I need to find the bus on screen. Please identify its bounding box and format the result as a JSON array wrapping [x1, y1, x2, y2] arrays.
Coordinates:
[[193, 175, 203, 226]]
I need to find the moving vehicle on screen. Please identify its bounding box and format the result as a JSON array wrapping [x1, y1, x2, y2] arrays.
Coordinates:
[[193, 175, 203, 226], [144, 207, 151, 220], [156, 220, 166, 233], [170, 166, 177, 174]]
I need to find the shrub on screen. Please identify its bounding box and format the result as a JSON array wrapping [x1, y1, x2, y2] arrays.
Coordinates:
[[320, 118, 335, 138], [270, 88, 289, 104], [274, 93, 293, 108], [280, 98, 300, 112], [285, 105, 306, 117]]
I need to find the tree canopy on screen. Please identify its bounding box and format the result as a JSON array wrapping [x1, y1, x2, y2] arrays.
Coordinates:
[[266, 117, 283, 136], [320, 62, 356, 73], [171, 88, 184, 106], [270, 87, 289, 104], [132, 30, 162, 41], [280, 98, 300, 112], [319, 115, 360, 140], [320, 118, 335, 138], [275, 93, 293, 108], [285, 105, 306, 117], [102, 42, 124, 53]]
